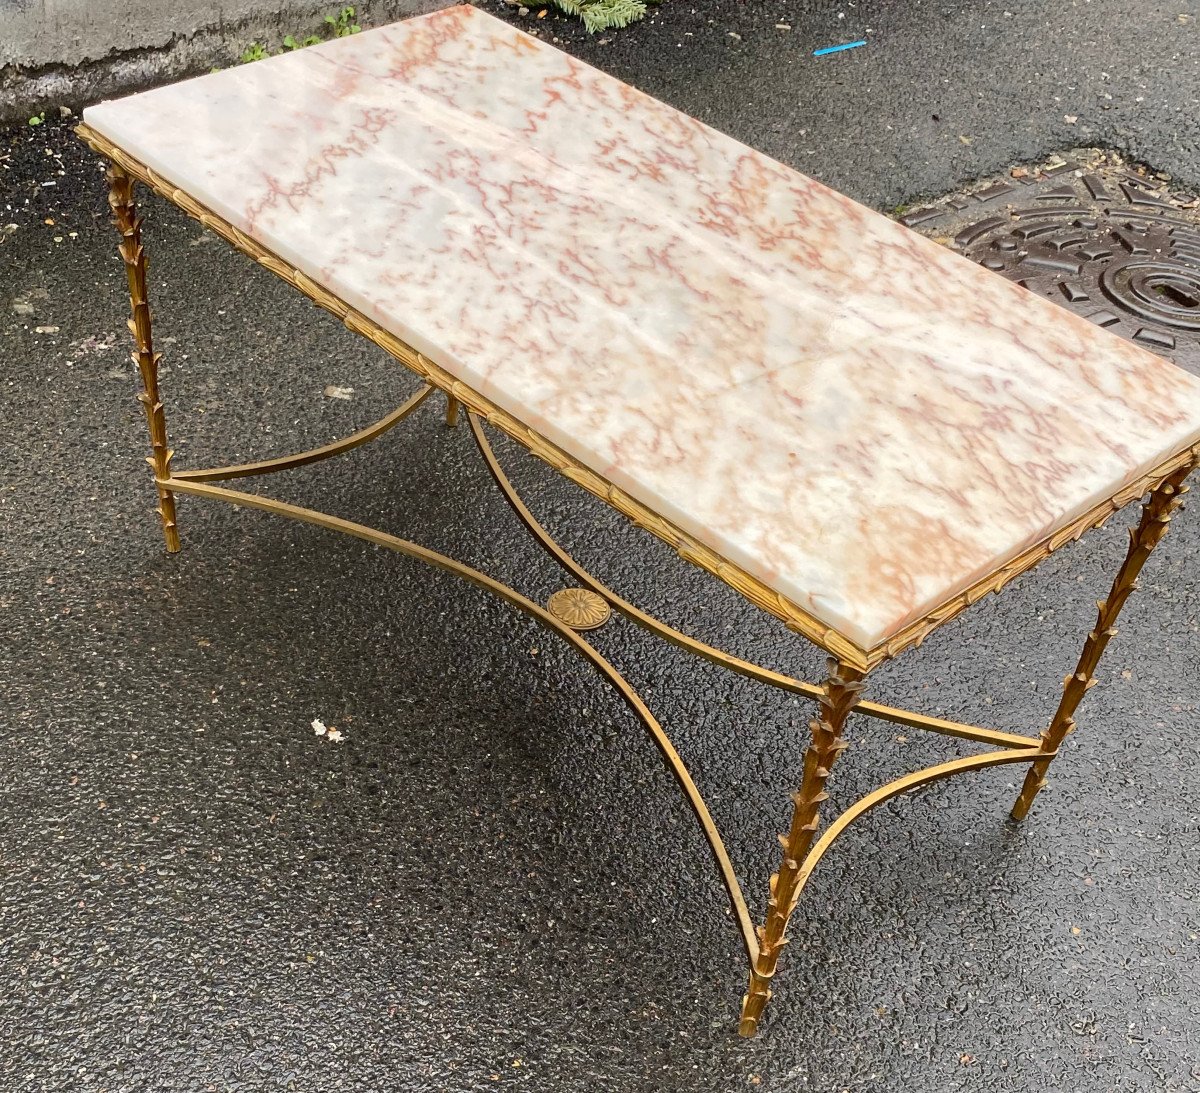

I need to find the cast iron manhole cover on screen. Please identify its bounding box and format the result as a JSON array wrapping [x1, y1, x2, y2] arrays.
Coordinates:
[[897, 150, 1200, 376]]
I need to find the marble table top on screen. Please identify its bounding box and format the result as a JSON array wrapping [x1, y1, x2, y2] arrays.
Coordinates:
[[83, 4, 1200, 655]]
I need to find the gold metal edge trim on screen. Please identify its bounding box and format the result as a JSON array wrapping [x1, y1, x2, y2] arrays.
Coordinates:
[[75, 123, 1200, 674]]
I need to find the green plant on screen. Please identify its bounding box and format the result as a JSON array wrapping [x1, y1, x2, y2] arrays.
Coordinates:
[[325, 6, 361, 37], [534, 0, 653, 34], [241, 7, 360, 64], [27, 112, 45, 126]]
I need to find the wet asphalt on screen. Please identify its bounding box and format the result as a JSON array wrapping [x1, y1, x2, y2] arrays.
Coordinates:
[[2, 1, 1199, 1090]]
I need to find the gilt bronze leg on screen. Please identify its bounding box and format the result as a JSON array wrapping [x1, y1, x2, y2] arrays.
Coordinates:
[[739, 658, 866, 1037], [445, 395, 461, 427], [1011, 461, 1195, 821], [108, 166, 180, 552]]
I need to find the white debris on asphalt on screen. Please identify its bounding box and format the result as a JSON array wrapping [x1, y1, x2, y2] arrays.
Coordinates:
[[311, 718, 345, 743]]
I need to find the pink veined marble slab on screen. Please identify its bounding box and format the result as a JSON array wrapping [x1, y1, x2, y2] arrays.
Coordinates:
[[83, 4, 1200, 652]]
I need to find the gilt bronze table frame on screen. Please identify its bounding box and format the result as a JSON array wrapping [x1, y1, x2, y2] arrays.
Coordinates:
[[81, 124, 1199, 1037]]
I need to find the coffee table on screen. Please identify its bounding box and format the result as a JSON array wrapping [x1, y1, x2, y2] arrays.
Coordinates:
[[77, 4, 1200, 1036]]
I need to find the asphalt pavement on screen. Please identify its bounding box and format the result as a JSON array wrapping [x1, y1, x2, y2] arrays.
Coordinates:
[[2, 1, 1199, 1090]]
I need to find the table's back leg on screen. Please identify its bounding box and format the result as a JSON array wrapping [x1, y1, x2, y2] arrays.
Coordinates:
[[1011, 461, 1194, 821], [738, 658, 865, 1037], [107, 165, 180, 553]]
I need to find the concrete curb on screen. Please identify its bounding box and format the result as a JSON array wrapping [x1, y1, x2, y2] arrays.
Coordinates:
[[0, 0, 451, 125]]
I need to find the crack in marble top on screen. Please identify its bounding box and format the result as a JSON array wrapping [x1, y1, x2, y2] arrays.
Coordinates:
[[82, 4, 1200, 651]]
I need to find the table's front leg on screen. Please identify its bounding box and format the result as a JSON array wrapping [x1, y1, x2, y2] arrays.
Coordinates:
[[739, 658, 866, 1037], [107, 165, 180, 553], [1011, 460, 1195, 821]]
